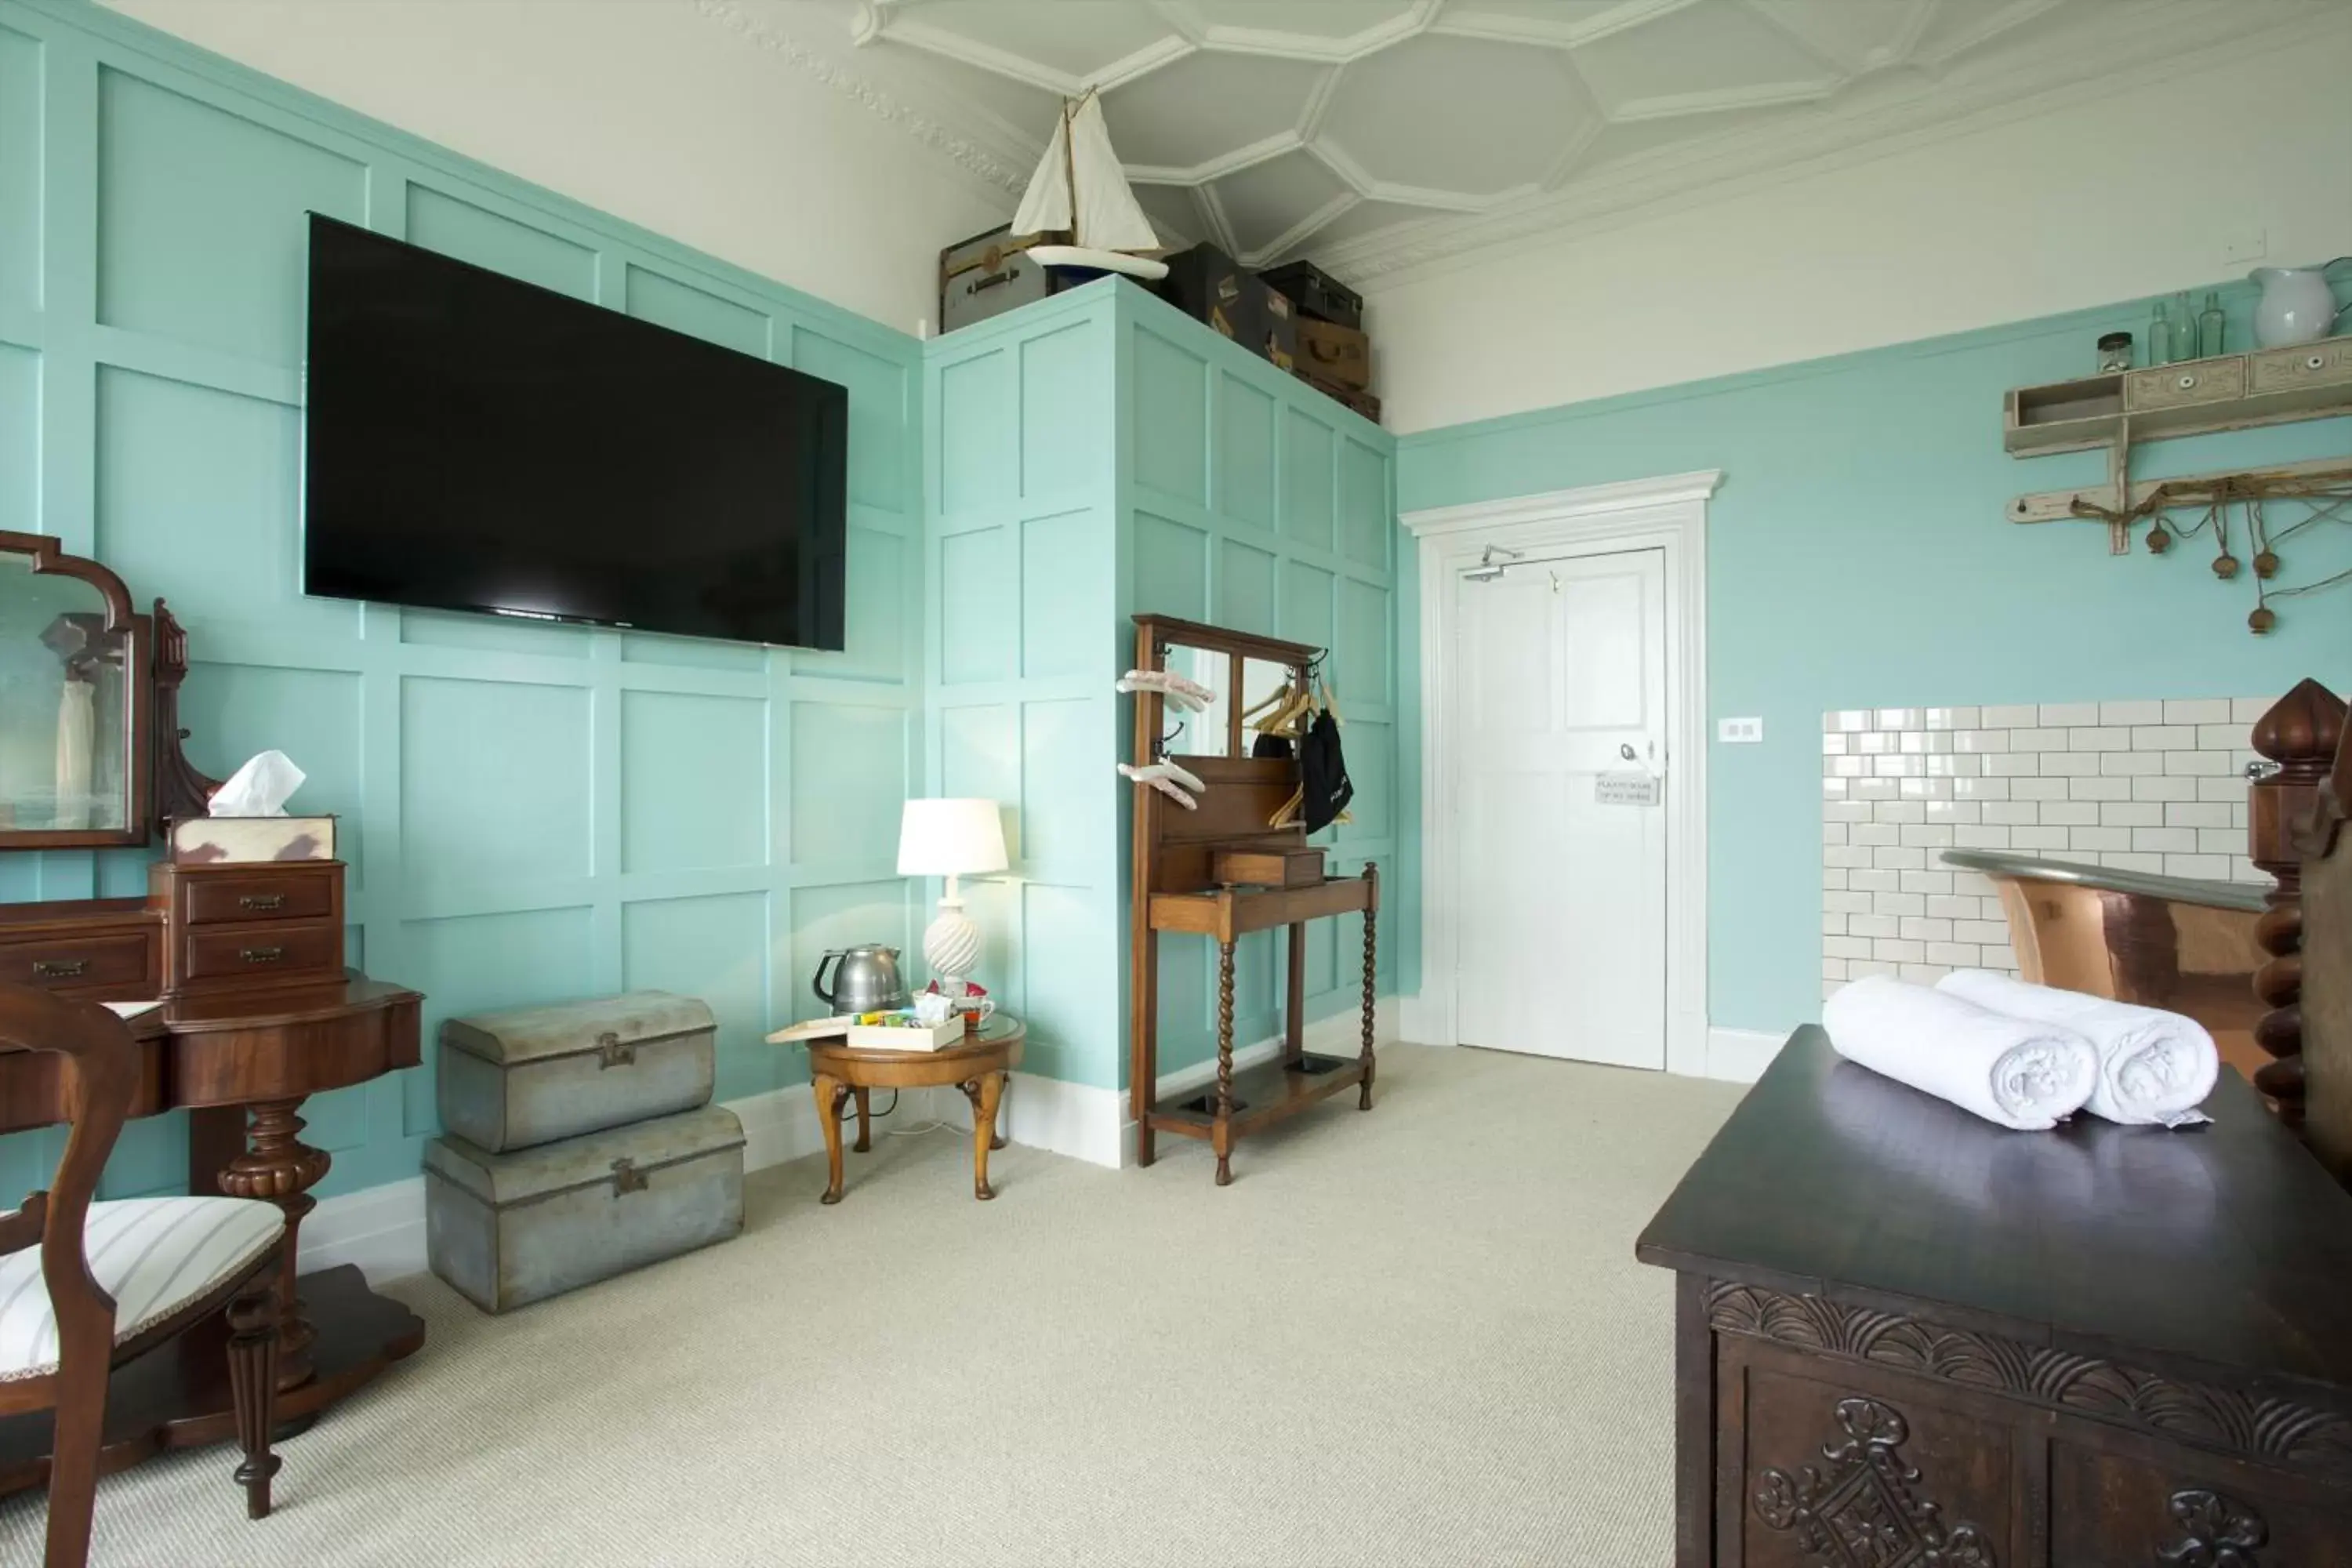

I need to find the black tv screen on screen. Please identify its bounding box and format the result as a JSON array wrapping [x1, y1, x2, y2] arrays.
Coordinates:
[[303, 214, 848, 648]]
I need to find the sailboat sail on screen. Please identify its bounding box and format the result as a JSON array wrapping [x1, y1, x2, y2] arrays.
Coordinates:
[[1010, 109, 1072, 238], [1067, 96, 1158, 254]]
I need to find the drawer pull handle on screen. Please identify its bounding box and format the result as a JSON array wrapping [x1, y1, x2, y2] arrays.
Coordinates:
[[610, 1157, 647, 1196], [237, 893, 285, 911], [2310, 354, 2328, 371], [31, 959, 88, 979], [2176, 373, 2198, 390], [239, 946, 285, 964], [595, 1030, 637, 1070]]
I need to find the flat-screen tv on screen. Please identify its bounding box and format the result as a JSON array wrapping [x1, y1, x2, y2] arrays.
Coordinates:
[[303, 214, 848, 648]]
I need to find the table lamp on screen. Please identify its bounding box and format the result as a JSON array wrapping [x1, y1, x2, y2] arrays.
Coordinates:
[[897, 797, 1009, 998]]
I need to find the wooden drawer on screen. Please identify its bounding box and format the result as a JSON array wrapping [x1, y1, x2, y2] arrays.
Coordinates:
[[2125, 357, 2243, 412], [0, 929, 156, 993], [180, 867, 337, 924], [1211, 844, 1327, 888], [2249, 338, 2352, 394], [178, 919, 342, 986]]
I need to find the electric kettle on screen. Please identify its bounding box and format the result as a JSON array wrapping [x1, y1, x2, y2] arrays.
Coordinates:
[[812, 945, 907, 1014]]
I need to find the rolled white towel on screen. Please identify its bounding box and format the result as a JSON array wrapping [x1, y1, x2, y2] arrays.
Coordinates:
[[1935, 971, 2216, 1128], [1822, 975, 2100, 1131]]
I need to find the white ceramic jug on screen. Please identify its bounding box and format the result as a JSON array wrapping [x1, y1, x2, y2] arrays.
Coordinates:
[[2249, 260, 2350, 347]]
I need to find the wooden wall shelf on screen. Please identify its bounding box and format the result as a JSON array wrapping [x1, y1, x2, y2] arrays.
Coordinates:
[[2005, 340, 2352, 458]]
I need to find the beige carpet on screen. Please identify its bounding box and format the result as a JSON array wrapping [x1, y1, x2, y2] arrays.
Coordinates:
[[0, 1044, 1744, 1568]]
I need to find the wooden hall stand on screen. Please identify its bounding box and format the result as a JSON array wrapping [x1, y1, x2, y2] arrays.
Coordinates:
[[0, 532, 424, 1495], [1127, 615, 1377, 1185]]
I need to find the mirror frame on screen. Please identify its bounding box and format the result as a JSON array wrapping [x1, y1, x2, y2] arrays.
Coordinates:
[[0, 530, 153, 850]]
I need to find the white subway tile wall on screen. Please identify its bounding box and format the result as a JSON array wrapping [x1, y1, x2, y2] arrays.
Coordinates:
[[1820, 698, 2274, 1002]]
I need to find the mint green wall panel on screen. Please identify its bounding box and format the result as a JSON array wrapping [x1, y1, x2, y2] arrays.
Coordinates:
[[1278, 559, 1334, 649], [1280, 409, 1336, 550], [1340, 720, 1392, 840], [1021, 509, 1096, 678], [0, 26, 38, 317], [401, 676, 592, 891], [620, 691, 767, 873], [404, 186, 594, 300], [180, 662, 364, 884], [938, 348, 1013, 513], [622, 892, 771, 1101], [1019, 698, 1103, 882], [1217, 374, 1275, 528], [1020, 880, 1102, 1083], [620, 630, 765, 673], [957, 877, 1022, 1013], [793, 325, 908, 514], [938, 706, 1018, 838], [798, 526, 909, 684], [1019, 319, 1102, 499], [95, 368, 351, 637], [0, 347, 33, 531], [939, 526, 1014, 684], [625, 263, 767, 357], [1218, 537, 1276, 636], [96, 70, 363, 361], [401, 607, 591, 659], [1132, 327, 1207, 503], [1132, 511, 1209, 619], [789, 880, 912, 1017], [1338, 577, 1390, 707], [1337, 437, 1390, 572], [789, 704, 906, 872], [1399, 285, 2351, 1034], [1, 0, 930, 1201]]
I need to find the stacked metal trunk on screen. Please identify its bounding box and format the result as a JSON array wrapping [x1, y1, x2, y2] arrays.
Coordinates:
[[424, 991, 744, 1313]]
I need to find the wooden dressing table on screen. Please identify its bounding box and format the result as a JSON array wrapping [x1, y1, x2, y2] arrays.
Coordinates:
[[1127, 615, 1377, 1185], [0, 532, 423, 1494]]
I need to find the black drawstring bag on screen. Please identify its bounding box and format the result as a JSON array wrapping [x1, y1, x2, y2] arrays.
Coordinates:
[[1298, 708, 1353, 833]]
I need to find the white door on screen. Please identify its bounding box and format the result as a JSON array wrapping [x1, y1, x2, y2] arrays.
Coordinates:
[[1453, 546, 1668, 1068]]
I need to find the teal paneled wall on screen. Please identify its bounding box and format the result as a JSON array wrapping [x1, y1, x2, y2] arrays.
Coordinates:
[[922, 288, 1123, 1087], [1399, 288, 2352, 1036], [0, 0, 924, 1200], [1114, 285, 1401, 1081]]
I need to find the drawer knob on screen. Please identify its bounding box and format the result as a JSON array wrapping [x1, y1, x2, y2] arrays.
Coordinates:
[[2309, 354, 2328, 371], [239, 945, 285, 964], [237, 893, 285, 912], [2176, 373, 2198, 390], [31, 959, 88, 979]]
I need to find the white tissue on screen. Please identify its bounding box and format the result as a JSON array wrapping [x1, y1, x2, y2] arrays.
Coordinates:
[[209, 750, 306, 816]]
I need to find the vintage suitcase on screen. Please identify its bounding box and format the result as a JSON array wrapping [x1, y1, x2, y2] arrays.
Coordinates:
[[439, 990, 716, 1153], [424, 1105, 746, 1313], [939, 224, 1072, 333], [1258, 260, 1363, 331], [1295, 367, 1381, 424], [1156, 244, 1297, 373], [1295, 318, 1370, 390]]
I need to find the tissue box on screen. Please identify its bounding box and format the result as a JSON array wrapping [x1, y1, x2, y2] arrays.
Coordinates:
[[171, 815, 336, 865]]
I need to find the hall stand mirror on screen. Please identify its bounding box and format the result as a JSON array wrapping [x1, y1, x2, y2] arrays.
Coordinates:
[[1127, 613, 1377, 1186], [0, 530, 427, 1500]]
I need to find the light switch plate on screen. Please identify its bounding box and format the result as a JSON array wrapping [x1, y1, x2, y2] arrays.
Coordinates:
[[1718, 717, 1763, 744]]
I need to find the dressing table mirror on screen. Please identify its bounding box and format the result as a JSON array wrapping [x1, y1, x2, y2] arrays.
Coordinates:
[[1160, 643, 1234, 758], [0, 529, 424, 1494]]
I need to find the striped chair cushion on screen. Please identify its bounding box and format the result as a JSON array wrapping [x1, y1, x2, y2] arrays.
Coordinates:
[[0, 1196, 285, 1381]]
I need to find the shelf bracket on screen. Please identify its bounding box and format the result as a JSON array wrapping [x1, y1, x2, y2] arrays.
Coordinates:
[[2010, 455, 2352, 542]]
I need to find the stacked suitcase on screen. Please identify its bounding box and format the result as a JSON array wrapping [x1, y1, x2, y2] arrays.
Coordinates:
[[1259, 260, 1377, 424], [424, 991, 745, 1314]]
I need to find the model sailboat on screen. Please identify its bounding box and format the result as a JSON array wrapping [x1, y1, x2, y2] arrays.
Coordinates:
[[1011, 91, 1170, 283]]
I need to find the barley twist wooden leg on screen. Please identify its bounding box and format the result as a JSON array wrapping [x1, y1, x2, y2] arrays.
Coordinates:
[[1359, 863, 1380, 1111], [1214, 938, 1236, 1186], [226, 1269, 282, 1520]]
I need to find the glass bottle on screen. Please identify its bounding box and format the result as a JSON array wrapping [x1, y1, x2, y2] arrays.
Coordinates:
[[2198, 292, 2225, 358], [2173, 292, 2200, 362], [2147, 301, 2172, 368]]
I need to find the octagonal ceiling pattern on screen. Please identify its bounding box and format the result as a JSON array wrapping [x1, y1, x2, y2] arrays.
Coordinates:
[[837, 0, 2147, 270]]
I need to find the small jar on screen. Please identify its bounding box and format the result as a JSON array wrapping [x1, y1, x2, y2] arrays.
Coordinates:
[[2097, 332, 2133, 373]]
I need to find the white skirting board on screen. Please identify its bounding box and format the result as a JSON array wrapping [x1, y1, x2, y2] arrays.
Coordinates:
[[303, 1002, 1401, 1283], [1703, 1027, 1788, 1084]]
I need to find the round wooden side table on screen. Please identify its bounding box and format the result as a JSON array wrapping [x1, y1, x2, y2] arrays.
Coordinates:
[[801, 1014, 1025, 1203]]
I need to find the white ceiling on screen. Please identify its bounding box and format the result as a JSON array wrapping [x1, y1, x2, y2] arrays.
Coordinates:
[[719, 0, 2326, 284]]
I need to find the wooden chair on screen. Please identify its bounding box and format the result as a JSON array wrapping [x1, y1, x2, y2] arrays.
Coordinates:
[[0, 983, 285, 1568]]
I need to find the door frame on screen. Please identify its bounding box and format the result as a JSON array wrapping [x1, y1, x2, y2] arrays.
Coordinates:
[[1401, 469, 1719, 1077]]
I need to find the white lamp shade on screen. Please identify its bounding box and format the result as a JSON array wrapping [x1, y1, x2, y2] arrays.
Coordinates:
[[896, 797, 1008, 877]]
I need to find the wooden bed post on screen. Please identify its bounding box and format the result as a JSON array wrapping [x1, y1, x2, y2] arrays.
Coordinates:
[[2247, 680, 2347, 1128], [2292, 694, 2350, 1181]]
